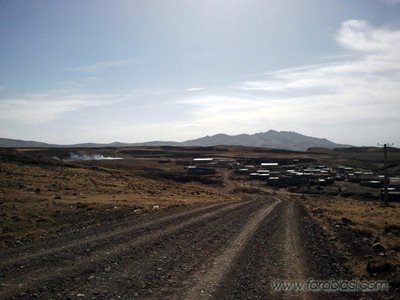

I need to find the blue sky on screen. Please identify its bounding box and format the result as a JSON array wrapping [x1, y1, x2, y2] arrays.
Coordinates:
[[0, 0, 399, 146]]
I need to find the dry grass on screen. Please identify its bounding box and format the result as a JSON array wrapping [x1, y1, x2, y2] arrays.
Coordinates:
[[0, 161, 237, 247], [300, 195, 400, 277], [310, 198, 399, 249]]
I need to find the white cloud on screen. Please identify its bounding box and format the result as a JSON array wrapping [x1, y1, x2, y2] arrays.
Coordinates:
[[186, 87, 205, 92], [337, 20, 400, 55], [70, 59, 136, 73], [2, 19, 399, 146], [0, 90, 122, 125], [176, 20, 400, 145], [239, 19, 400, 97]]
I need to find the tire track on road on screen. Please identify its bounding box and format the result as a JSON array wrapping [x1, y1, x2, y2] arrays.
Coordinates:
[[213, 198, 316, 300], [183, 198, 281, 300], [41, 201, 268, 299], [0, 200, 237, 269], [0, 200, 252, 299], [282, 201, 313, 300]]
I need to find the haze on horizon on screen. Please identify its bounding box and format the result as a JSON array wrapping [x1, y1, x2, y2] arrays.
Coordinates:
[[0, 0, 399, 147]]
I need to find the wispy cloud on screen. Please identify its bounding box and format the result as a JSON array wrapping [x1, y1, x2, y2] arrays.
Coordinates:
[[337, 19, 400, 54], [186, 87, 205, 92], [176, 20, 400, 144], [0, 90, 122, 125], [0, 85, 175, 127], [240, 19, 400, 96], [70, 59, 136, 73], [2, 20, 399, 146], [321, 53, 356, 61]]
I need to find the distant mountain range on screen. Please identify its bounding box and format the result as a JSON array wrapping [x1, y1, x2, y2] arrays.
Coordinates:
[[0, 130, 351, 151]]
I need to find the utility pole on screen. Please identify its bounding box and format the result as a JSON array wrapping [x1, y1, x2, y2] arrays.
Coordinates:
[[302, 176, 305, 199], [378, 143, 394, 206]]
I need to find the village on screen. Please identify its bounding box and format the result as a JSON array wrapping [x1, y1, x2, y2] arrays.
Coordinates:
[[185, 155, 400, 202]]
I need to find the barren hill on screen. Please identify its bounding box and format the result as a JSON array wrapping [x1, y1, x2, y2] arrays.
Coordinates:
[[0, 130, 349, 151]]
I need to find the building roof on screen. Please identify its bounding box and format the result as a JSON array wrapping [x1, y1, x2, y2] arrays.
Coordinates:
[[193, 158, 214, 162], [261, 162, 279, 166]]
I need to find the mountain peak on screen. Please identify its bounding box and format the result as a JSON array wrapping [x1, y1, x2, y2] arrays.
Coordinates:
[[182, 130, 349, 151], [0, 130, 350, 151]]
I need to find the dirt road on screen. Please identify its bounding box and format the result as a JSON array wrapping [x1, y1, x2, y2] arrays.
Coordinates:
[[0, 196, 352, 299]]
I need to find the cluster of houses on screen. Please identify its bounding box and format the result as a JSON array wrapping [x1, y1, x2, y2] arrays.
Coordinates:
[[334, 166, 392, 188], [184, 157, 400, 200], [185, 157, 236, 175], [335, 165, 400, 201], [235, 161, 335, 188], [185, 157, 336, 187]]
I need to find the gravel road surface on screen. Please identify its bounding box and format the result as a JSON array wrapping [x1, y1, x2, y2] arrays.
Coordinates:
[[0, 196, 354, 299]]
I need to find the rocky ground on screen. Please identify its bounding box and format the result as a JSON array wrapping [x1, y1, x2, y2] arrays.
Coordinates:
[[300, 196, 399, 296], [0, 148, 398, 299], [0, 160, 234, 248], [0, 195, 396, 299]]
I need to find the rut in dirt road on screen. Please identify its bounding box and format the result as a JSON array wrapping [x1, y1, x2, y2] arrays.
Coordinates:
[[281, 202, 312, 300], [0, 196, 347, 299], [0, 199, 253, 298], [176, 199, 313, 300], [183, 199, 281, 300], [0, 200, 237, 269], [211, 200, 315, 300]]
